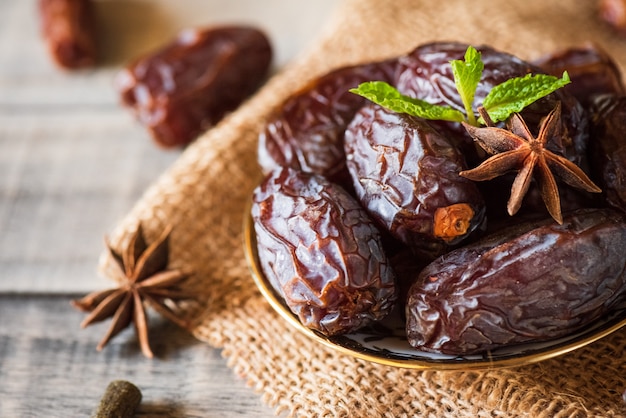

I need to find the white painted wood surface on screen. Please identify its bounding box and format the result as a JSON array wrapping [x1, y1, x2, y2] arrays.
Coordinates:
[[0, 1, 337, 416]]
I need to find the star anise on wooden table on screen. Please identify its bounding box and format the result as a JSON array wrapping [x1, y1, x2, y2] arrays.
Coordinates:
[[459, 102, 601, 224], [72, 223, 193, 358]]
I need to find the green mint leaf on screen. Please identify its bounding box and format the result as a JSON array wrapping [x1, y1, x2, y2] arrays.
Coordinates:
[[481, 72, 571, 123], [350, 81, 465, 123], [450, 46, 484, 125]]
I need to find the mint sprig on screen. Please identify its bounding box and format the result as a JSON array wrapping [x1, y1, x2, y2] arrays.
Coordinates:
[[450, 46, 484, 126], [349, 45, 571, 127], [349, 81, 464, 123], [480, 72, 571, 124]]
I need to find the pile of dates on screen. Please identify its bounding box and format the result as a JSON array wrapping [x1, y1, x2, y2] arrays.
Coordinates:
[[251, 41, 626, 356]]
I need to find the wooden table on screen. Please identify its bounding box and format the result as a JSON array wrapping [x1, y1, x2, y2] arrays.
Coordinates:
[[0, 1, 336, 416]]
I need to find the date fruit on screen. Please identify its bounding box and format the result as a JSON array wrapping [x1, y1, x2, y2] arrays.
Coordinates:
[[406, 208, 626, 355], [251, 167, 397, 336], [39, 0, 97, 69], [533, 43, 625, 106], [115, 26, 272, 148], [344, 103, 485, 259], [589, 95, 626, 213], [257, 60, 397, 186]]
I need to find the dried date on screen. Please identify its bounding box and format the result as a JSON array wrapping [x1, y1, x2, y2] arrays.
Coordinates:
[[257, 60, 397, 186], [115, 26, 272, 148], [533, 43, 625, 106], [251, 167, 397, 336], [344, 103, 486, 259], [39, 0, 97, 69], [589, 95, 626, 213], [405, 208, 626, 355]]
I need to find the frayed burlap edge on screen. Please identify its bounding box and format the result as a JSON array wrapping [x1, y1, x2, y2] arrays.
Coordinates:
[[100, 0, 626, 416]]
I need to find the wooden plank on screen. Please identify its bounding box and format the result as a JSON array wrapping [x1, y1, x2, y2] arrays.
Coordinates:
[[0, 294, 273, 417], [0, 110, 179, 293]]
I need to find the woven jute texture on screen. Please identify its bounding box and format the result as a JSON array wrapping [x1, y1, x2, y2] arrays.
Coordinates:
[[102, 0, 626, 416]]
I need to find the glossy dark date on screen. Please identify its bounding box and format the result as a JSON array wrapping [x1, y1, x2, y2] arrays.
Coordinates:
[[533, 43, 625, 106], [257, 60, 397, 186], [406, 208, 626, 355], [589, 95, 626, 213], [251, 167, 397, 336], [344, 103, 485, 259], [115, 26, 272, 148]]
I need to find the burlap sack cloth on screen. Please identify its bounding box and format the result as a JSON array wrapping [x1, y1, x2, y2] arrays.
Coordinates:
[[101, 0, 626, 416]]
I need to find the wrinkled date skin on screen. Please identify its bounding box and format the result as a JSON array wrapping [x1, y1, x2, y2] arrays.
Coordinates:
[[257, 60, 397, 186], [406, 208, 626, 355], [39, 0, 97, 69], [589, 95, 626, 213], [115, 26, 272, 148], [251, 167, 397, 336], [533, 43, 626, 107], [344, 104, 486, 259], [396, 42, 589, 167]]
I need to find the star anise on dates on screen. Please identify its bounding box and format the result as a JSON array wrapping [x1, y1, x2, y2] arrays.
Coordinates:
[[72, 224, 193, 358], [459, 102, 601, 224]]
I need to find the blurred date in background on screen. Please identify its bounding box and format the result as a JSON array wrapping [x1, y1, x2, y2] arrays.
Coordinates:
[[38, 0, 282, 148]]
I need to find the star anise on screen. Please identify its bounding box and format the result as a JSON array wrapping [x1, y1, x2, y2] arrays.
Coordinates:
[[459, 102, 601, 224], [72, 223, 193, 358]]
